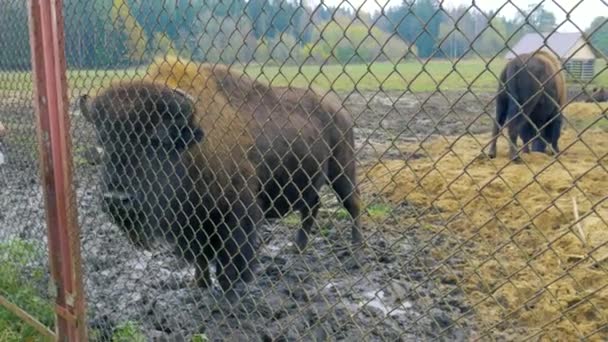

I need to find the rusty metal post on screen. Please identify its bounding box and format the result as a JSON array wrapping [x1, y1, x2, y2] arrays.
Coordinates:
[[28, 0, 88, 341]]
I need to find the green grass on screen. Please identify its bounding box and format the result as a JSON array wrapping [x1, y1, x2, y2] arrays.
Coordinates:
[[571, 115, 608, 132], [244, 58, 608, 92], [191, 334, 210, 342], [109, 321, 146, 342], [282, 213, 301, 226], [282, 203, 392, 224], [319, 223, 332, 237], [334, 208, 350, 220], [242, 59, 508, 92], [88, 320, 148, 342], [0, 68, 142, 92], [1, 58, 606, 93], [0, 239, 53, 342], [365, 203, 392, 221], [0, 239, 155, 341]]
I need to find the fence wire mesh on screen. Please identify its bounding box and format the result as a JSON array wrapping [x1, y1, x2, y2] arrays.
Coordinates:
[[0, 0, 57, 340], [1, 0, 608, 341]]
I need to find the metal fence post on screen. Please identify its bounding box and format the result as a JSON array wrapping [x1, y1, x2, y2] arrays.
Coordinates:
[[28, 0, 88, 341]]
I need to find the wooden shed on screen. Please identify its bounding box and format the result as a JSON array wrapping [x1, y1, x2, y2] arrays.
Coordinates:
[[504, 32, 596, 81]]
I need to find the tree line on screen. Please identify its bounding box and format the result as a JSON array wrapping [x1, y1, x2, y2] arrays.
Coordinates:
[[0, 0, 606, 70]]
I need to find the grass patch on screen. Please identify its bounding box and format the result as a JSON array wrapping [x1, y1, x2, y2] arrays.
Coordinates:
[[282, 213, 301, 226], [0, 239, 53, 342], [564, 102, 608, 132], [365, 203, 392, 221], [242, 59, 508, 92], [571, 116, 608, 132], [2, 59, 606, 94], [109, 321, 146, 342], [191, 333, 210, 342], [87, 320, 150, 342], [334, 208, 350, 220], [319, 224, 332, 237], [0, 68, 143, 92]]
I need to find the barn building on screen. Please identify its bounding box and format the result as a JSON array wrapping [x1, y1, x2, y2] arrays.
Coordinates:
[[505, 32, 597, 81]]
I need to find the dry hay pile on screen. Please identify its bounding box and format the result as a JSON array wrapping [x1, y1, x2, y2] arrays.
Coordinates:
[[362, 102, 608, 340]]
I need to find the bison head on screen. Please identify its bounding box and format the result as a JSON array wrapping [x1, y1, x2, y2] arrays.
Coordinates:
[[79, 83, 205, 248]]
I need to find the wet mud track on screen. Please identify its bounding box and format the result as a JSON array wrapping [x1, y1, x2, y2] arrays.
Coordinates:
[[75, 192, 476, 340], [0, 90, 502, 340]]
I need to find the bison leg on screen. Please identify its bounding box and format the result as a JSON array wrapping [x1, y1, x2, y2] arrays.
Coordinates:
[[215, 196, 258, 292], [295, 192, 321, 252], [520, 134, 531, 154], [531, 138, 547, 153], [487, 121, 500, 159], [519, 122, 538, 154], [331, 173, 363, 246], [175, 223, 213, 288], [489, 91, 509, 159], [544, 115, 562, 156], [507, 118, 523, 163], [193, 249, 213, 288], [530, 120, 548, 153]]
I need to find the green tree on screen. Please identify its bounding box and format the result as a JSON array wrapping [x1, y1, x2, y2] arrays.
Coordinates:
[[246, 0, 268, 39], [307, 17, 412, 64], [436, 6, 521, 58], [587, 16, 608, 57], [474, 16, 509, 57], [526, 3, 556, 33], [255, 34, 305, 65], [438, 22, 468, 58], [0, 1, 125, 70], [112, 0, 148, 62], [0, 1, 30, 70], [380, 0, 442, 58], [64, 0, 131, 68], [187, 12, 257, 64], [413, 0, 442, 58]]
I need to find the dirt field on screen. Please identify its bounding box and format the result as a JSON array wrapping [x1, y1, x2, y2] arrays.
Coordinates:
[[0, 90, 483, 341], [352, 94, 608, 341], [0, 86, 606, 340]]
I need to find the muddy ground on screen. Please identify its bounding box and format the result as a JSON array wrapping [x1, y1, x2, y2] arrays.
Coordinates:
[[0, 86, 591, 341]]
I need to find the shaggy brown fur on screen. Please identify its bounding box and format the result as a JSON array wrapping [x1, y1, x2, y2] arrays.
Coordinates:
[[488, 50, 566, 161], [81, 56, 362, 292], [148, 57, 362, 250]]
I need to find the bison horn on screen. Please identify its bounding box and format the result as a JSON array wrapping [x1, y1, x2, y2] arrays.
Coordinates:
[[172, 88, 196, 104]]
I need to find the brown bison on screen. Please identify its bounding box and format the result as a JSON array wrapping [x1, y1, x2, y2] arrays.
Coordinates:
[[487, 50, 566, 161], [584, 87, 608, 103], [79, 56, 362, 292]]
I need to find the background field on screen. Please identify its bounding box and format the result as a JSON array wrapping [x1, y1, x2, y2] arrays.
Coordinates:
[[1, 58, 607, 94], [1, 56, 607, 341]]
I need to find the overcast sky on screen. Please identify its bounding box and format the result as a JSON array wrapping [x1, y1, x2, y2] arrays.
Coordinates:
[[320, 0, 607, 32]]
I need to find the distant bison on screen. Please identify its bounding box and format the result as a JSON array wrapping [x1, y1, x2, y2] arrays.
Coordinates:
[[80, 56, 362, 291], [584, 87, 608, 103], [487, 51, 566, 161]]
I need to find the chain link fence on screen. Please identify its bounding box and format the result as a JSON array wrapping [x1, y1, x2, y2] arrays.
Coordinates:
[[0, 0, 58, 340], [1, 0, 607, 340]]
